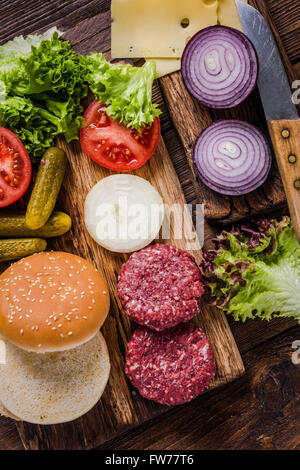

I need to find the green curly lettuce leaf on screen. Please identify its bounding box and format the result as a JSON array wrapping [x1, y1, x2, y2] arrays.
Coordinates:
[[202, 216, 300, 323], [85, 53, 161, 130], [0, 27, 61, 60], [0, 28, 64, 98], [0, 29, 87, 162]]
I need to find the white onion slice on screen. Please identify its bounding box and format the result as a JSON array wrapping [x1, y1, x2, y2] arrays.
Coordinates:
[[84, 175, 165, 253]]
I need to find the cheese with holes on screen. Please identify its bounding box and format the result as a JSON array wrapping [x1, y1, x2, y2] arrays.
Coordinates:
[[111, 0, 218, 59], [112, 0, 249, 78], [149, 0, 248, 77]]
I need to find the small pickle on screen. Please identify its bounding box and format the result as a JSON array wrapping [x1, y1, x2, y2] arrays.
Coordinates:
[[25, 147, 67, 230], [0, 239, 47, 262], [0, 212, 72, 238]]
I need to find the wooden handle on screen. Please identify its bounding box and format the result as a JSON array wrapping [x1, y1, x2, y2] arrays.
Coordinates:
[[268, 119, 300, 242]]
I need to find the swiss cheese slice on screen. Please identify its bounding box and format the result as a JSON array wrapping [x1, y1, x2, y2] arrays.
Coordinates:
[[152, 59, 182, 78], [111, 0, 218, 59], [148, 0, 249, 77], [218, 0, 247, 31], [113, 0, 249, 78]]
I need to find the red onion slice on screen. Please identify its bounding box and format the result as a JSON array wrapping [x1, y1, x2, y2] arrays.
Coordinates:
[[181, 26, 258, 109], [193, 120, 272, 196]]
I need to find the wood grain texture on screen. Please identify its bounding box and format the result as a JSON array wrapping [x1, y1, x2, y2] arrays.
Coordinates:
[[266, 0, 300, 65], [1, 318, 298, 451], [99, 324, 300, 450], [268, 119, 300, 241], [159, 0, 298, 223]]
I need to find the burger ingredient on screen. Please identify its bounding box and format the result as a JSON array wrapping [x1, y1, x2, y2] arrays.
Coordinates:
[[193, 120, 272, 195], [0, 251, 110, 352], [0, 332, 110, 424], [25, 147, 67, 230], [85, 55, 161, 131], [0, 238, 47, 262], [111, 0, 248, 78], [202, 216, 300, 323], [0, 29, 87, 162], [85, 175, 164, 253], [111, 0, 218, 59], [0, 211, 71, 238], [218, 0, 245, 31], [81, 101, 160, 172], [125, 323, 216, 405], [181, 26, 258, 108], [117, 244, 203, 330], [0, 127, 32, 208], [0, 400, 20, 421]]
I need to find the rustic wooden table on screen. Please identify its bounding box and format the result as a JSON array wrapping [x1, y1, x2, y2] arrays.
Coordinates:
[[0, 0, 300, 450]]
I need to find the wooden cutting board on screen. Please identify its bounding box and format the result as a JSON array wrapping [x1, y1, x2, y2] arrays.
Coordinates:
[[159, 0, 297, 223], [12, 136, 244, 450]]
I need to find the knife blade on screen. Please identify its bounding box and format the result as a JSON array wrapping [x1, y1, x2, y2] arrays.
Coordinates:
[[235, 0, 298, 120], [236, 0, 300, 241]]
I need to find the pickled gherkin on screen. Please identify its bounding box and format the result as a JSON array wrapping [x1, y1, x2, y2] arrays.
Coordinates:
[[0, 212, 71, 238], [25, 148, 67, 230], [0, 239, 47, 262]]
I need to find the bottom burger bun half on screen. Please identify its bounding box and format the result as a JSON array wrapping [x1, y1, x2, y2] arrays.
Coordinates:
[[0, 251, 111, 424], [0, 400, 20, 421], [0, 332, 110, 424]]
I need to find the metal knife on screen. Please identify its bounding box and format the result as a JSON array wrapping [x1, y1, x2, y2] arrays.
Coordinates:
[[236, 0, 300, 241]]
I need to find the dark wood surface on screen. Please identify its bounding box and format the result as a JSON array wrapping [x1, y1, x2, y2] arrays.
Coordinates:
[[0, 0, 300, 450]]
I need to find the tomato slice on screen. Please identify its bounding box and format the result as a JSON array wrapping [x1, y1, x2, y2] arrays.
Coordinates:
[[0, 128, 32, 209], [80, 101, 160, 171]]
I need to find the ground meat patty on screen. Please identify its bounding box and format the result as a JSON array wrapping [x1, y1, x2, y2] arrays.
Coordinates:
[[125, 323, 216, 406], [117, 244, 204, 331]]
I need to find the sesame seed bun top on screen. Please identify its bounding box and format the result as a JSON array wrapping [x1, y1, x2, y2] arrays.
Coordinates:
[[0, 252, 110, 352]]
